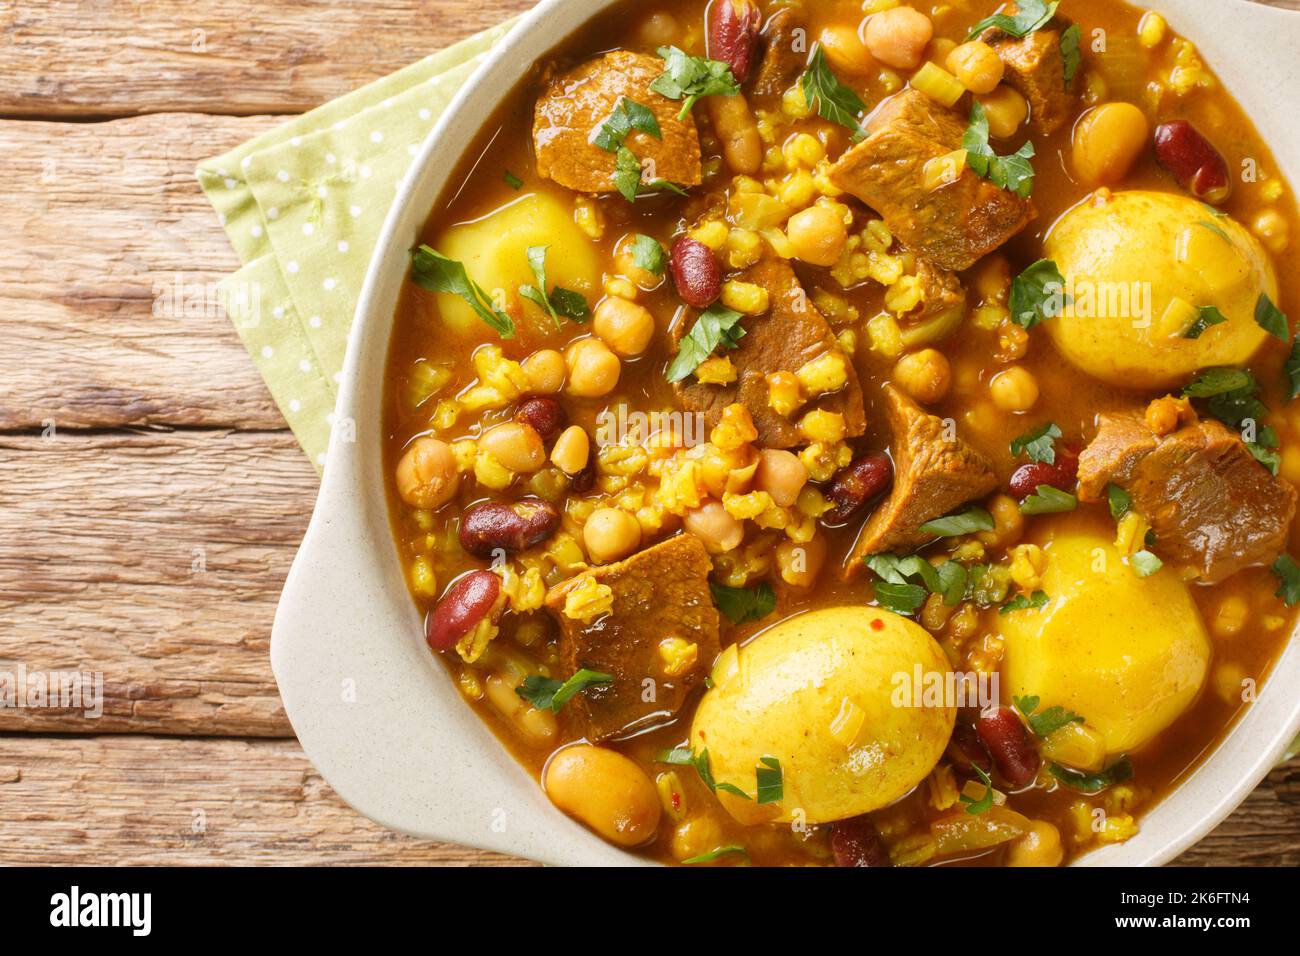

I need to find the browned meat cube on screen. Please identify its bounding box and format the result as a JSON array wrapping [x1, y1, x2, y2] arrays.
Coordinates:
[[827, 89, 1035, 272], [752, 7, 808, 96], [533, 51, 703, 194], [847, 385, 998, 572], [544, 534, 721, 741], [673, 258, 867, 448], [985, 28, 1078, 135], [1077, 412, 1296, 583]]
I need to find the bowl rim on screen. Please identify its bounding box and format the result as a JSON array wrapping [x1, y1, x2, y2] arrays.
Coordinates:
[[272, 0, 1300, 867]]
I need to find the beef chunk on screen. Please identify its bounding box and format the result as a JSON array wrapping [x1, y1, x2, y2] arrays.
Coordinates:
[[752, 7, 808, 96], [673, 258, 867, 448], [827, 89, 1035, 271], [1077, 412, 1296, 583], [984, 28, 1078, 135], [533, 51, 703, 194], [544, 534, 721, 741], [847, 385, 998, 570]]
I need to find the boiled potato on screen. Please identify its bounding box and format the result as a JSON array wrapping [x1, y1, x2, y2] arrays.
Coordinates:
[[690, 607, 955, 825], [430, 192, 602, 332], [1044, 190, 1277, 389], [1000, 517, 1211, 757]]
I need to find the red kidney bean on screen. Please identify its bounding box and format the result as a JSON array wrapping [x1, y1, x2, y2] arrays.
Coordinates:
[[1008, 451, 1078, 500], [514, 397, 567, 442], [569, 458, 596, 493], [707, 0, 761, 83], [976, 707, 1041, 790], [669, 236, 721, 308], [426, 570, 502, 652], [947, 719, 994, 777], [830, 815, 892, 867], [822, 453, 893, 525], [459, 498, 560, 558], [1153, 120, 1231, 204]]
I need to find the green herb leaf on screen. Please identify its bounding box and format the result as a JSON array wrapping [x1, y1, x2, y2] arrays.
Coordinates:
[[715, 782, 752, 799], [1183, 305, 1228, 339], [515, 668, 614, 712], [801, 46, 868, 141], [410, 245, 515, 338], [1060, 23, 1082, 86], [1019, 484, 1077, 515], [867, 554, 968, 612], [919, 506, 995, 538], [517, 246, 590, 328], [666, 304, 747, 382], [872, 581, 929, 615], [964, 101, 1036, 196], [960, 765, 996, 815], [1015, 695, 1085, 738], [657, 747, 695, 766], [613, 146, 644, 202], [682, 844, 749, 865], [966, 0, 1059, 40], [709, 580, 777, 624], [965, 563, 1012, 607], [935, 561, 970, 607], [1000, 590, 1050, 614], [1255, 292, 1290, 341], [756, 756, 783, 805], [1271, 554, 1300, 605], [630, 234, 667, 276], [1285, 338, 1300, 402], [1131, 549, 1164, 577], [1008, 258, 1069, 329], [651, 46, 740, 119], [1049, 756, 1134, 793], [592, 97, 663, 152], [503, 170, 523, 190], [1183, 367, 1253, 399], [1246, 425, 1281, 475], [1106, 483, 1132, 521], [1010, 421, 1062, 464]]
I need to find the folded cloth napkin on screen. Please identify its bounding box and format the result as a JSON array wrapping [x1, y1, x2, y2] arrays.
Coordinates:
[[197, 20, 516, 472]]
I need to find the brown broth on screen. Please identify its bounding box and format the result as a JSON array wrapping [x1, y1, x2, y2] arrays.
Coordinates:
[[383, 0, 1300, 865]]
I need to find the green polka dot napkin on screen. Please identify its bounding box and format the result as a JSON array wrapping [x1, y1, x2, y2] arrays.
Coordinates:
[[197, 20, 516, 473]]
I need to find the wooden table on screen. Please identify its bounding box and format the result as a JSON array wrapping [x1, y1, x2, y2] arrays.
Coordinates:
[[0, 0, 1296, 867]]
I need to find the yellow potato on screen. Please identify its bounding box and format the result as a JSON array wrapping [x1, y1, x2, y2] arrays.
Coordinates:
[[431, 192, 602, 332], [1043, 190, 1277, 389], [999, 517, 1211, 757], [690, 607, 955, 825]]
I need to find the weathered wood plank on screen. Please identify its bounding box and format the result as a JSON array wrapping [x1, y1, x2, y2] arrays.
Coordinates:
[[0, 430, 317, 736], [1173, 760, 1300, 866], [0, 113, 287, 430], [0, 736, 528, 865], [0, 0, 535, 118]]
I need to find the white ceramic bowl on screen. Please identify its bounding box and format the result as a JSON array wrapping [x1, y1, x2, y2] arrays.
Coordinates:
[[272, 0, 1300, 866]]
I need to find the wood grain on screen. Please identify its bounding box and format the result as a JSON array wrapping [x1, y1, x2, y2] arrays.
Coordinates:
[[1173, 760, 1300, 866], [0, 736, 528, 865], [0, 430, 315, 736], [0, 113, 287, 430], [0, 0, 536, 118]]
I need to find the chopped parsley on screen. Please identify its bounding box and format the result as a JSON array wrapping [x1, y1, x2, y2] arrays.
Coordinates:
[[801, 46, 868, 141], [659, 747, 753, 801], [666, 303, 746, 382], [630, 234, 667, 276], [1183, 367, 1253, 399], [518, 245, 590, 328], [503, 170, 523, 189], [1018, 484, 1077, 515], [755, 757, 783, 805], [1014, 695, 1085, 738], [1106, 483, 1132, 521], [1060, 23, 1082, 86], [682, 844, 749, 865], [409, 245, 515, 338], [966, 0, 1059, 41], [612, 146, 644, 202], [709, 580, 777, 624], [961, 765, 995, 815], [515, 668, 613, 712], [1285, 338, 1300, 401], [1049, 756, 1134, 794], [1000, 590, 1050, 614], [964, 101, 1036, 197], [1271, 554, 1300, 606], [918, 506, 995, 538], [1009, 259, 1069, 330], [867, 554, 969, 614], [1183, 304, 1228, 339], [1010, 421, 1062, 464], [1255, 292, 1290, 341], [1131, 549, 1164, 577], [592, 97, 662, 152], [1184, 368, 1269, 434], [651, 46, 740, 119], [1247, 425, 1281, 475]]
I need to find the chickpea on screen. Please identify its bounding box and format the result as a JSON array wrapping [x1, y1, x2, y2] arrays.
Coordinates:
[[479, 421, 545, 473], [989, 365, 1039, 412], [637, 11, 680, 48], [1212, 595, 1249, 637], [613, 234, 664, 289], [946, 40, 1004, 94], [683, 500, 744, 554], [670, 814, 725, 862], [551, 425, 590, 476], [584, 507, 642, 564], [485, 673, 557, 745], [979, 493, 1024, 547], [892, 348, 952, 404], [593, 296, 656, 357], [976, 85, 1029, 139], [776, 534, 827, 588], [565, 338, 621, 398], [544, 745, 661, 848], [705, 93, 763, 176], [864, 6, 933, 70], [395, 436, 461, 509], [820, 23, 875, 75], [1071, 102, 1150, 186], [754, 448, 809, 507], [522, 348, 566, 394], [1005, 820, 1064, 867], [1253, 208, 1290, 254], [786, 205, 848, 267]]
